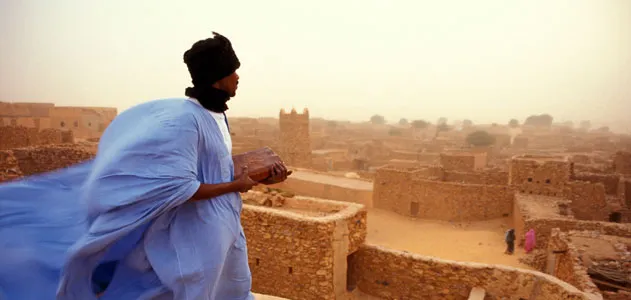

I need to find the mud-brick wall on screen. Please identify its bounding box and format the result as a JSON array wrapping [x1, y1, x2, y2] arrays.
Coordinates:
[[522, 217, 631, 249], [11, 145, 94, 176], [349, 244, 596, 300], [444, 169, 508, 185], [440, 153, 480, 171], [548, 229, 601, 296], [373, 168, 416, 215], [241, 203, 366, 300], [613, 151, 631, 175], [38, 128, 63, 145], [61, 130, 74, 143], [509, 158, 571, 197], [564, 181, 607, 221], [571, 172, 620, 195], [409, 180, 514, 221], [0, 126, 39, 150]]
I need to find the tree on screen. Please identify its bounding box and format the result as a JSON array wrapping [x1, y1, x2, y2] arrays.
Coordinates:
[[388, 127, 403, 136], [524, 114, 553, 127], [370, 114, 386, 125], [595, 126, 610, 133], [434, 123, 451, 139], [579, 120, 591, 131], [466, 130, 496, 147], [399, 118, 409, 126], [508, 119, 519, 128], [437, 117, 448, 125], [411, 119, 430, 129], [462, 119, 473, 128]]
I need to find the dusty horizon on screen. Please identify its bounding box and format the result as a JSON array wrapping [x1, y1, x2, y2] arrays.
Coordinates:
[[1, 0, 630, 132]]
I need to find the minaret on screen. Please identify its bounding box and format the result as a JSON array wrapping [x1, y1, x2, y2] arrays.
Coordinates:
[[279, 108, 311, 168]]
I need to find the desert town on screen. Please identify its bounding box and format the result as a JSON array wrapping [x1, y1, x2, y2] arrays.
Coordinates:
[[1, 101, 630, 300]]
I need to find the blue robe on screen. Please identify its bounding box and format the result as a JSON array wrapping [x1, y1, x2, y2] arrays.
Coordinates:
[[0, 98, 253, 300]]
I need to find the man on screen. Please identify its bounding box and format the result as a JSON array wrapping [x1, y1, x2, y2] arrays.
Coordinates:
[[0, 32, 287, 300]]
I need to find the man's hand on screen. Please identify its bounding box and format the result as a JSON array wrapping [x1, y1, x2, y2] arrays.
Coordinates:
[[234, 166, 258, 192], [261, 161, 292, 185]]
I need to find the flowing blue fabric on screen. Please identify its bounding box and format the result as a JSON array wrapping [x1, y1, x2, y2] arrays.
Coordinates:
[[0, 98, 253, 300]]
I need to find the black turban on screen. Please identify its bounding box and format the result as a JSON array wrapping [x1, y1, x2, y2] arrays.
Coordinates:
[[183, 32, 240, 113], [183, 32, 240, 86]]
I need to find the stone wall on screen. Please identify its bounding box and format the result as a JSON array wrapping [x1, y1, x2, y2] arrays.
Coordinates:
[[564, 181, 608, 221], [515, 194, 631, 248], [374, 167, 514, 221], [440, 152, 486, 171], [269, 171, 373, 208], [0, 150, 22, 182], [38, 128, 63, 145], [548, 229, 602, 296], [241, 197, 366, 300], [623, 179, 631, 207], [0, 126, 39, 150], [10, 145, 95, 176], [509, 155, 571, 197], [61, 130, 75, 143], [0, 102, 116, 140], [349, 244, 599, 300], [572, 172, 621, 196], [613, 151, 631, 175], [444, 169, 508, 185]]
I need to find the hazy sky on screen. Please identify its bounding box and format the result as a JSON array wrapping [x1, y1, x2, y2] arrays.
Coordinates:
[[1, 0, 630, 130]]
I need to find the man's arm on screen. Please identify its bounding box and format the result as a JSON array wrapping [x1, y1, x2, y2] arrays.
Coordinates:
[[190, 182, 240, 202], [189, 166, 257, 201]]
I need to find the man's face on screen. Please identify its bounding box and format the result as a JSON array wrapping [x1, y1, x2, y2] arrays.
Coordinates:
[[214, 72, 239, 97]]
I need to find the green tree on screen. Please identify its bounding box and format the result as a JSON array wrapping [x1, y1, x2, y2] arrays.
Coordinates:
[[389, 127, 403, 136], [411, 119, 430, 129], [399, 118, 409, 126], [508, 119, 519, 128], [466, 130, 496, 147], [434, 123, 451, 139], [524, 114, 553, 127], [370, 114, 386, 125]]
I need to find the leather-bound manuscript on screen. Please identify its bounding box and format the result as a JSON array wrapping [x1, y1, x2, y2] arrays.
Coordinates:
[[232, 147, 289, 183]]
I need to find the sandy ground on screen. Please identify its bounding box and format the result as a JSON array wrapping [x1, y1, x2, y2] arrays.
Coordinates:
[[366, 208, 533, 269]]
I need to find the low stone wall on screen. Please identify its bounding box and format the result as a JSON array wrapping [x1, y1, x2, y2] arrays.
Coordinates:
[[10, 145, 94, 176], [547, 229, 602, 297], [515, 194, 631, 248], [269, 171, 373, 208], [0, 125, 38, 150], [0, 150, 22, 182], [241, 197, 367, 300], [349, 244, 600, 300]]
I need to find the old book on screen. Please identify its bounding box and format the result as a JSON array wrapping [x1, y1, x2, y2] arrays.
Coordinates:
[[232, 147, 289, 183]]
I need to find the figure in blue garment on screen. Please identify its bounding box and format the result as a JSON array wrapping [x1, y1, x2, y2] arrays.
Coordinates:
[[0, 32, 289, 300]]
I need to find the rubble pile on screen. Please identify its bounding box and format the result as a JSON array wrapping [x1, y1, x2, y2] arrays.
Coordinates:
[[241, 187, 295, 207]]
